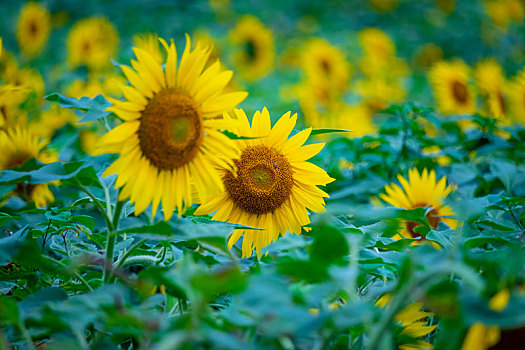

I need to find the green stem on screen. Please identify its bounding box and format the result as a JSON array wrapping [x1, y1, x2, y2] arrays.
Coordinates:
[[76, 182, 114, 231], [104, 199, 125, 283], [41, 255, 93, 292], [18, 319, 35, 350], [118, 255, 159, 268], [115, 238, 148, 269]]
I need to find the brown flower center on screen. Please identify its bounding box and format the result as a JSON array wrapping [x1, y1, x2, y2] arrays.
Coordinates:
[[28, 21, 38, 36], [138, 88, 204, 170], [5, 152, 32, 169], [452, 80, 469, 104], [498, 92, 507, 115], [406, 205, 441, 239], [244, 39, 257, 62], [224, 144, 294, 215]]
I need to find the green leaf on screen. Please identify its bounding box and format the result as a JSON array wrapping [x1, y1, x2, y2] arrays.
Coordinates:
[[310, 128, 350, 136], [45, 92, 111, 123], [221, 130, 263, 140]]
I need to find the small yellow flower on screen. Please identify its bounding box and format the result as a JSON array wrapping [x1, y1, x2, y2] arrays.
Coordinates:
[[380, 168, 457, 240], [230, 16, 274, 81], [67, 17, 119, 70], [429, 60, 476, 115], [16, 2, 51, 57]]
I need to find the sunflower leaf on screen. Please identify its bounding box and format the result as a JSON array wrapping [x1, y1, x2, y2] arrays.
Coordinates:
[[310, 128, 350, 136], [45, 92, 112, 123]]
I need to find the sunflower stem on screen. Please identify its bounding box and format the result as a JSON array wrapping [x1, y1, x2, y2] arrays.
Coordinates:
[[104, 200, 125, 283]]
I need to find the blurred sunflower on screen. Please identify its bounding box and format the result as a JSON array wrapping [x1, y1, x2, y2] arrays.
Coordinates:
[[300, 38, 351, 99], [0, 127, 57, 208], [435, 0, 456, 13], [16, 2, 50, 57], [508, 69, 525, 124], [194, 108, 334, 258], [369, 0, 398, 12], [413, 43, 444, 70], [377, 295, 437, 349], [461, 289, 512, 350], [230, 16, 274, 81], [67, 17, 118, 70], [484, 0, 524, 29], [133, 33, 164, 65], [359, 28, 396, 58], [429, 60, 476, 115], [474, 59, 508, 120], [357, 77, 406, 113], [95, 35, 247, 220], [380, 168, 457, 241]]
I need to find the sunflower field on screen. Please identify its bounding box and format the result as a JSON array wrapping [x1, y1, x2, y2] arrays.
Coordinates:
[[1, 0, 525, 348]]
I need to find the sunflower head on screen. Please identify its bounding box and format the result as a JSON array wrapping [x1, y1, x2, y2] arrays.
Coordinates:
[[16, 2, 50, 57], [67, 17, 118, 70], [230, 15, 275, 81], [95, 35, 247, 221], [195, 107, 334, 258], [0, 127, 57, 208], [377, 295, 437, 349], [300, 38, 351, 96], [429, 60, 476, 115], [474, 59, 508, 120], [380, 168, 457, 240], [508, 69, 525, 124]]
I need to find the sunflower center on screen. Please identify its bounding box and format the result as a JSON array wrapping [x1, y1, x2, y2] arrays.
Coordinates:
[[224, 144, 294, 215], [28, 21, 38, 36], [451, 81, 468, 104], [245, 39, 257, 62], [138, 88, 204, 170], [406, 205, 441, 239], [498, 92, 507, 114], [6, 152, 32, 169], [320, 59, 331, 75]]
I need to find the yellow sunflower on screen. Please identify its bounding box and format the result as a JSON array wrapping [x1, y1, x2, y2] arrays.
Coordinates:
[[429, 60, 476, 115], [0, 127, 57, 208], [377, 295, 437, 349], [94, 35, 247, 220], [230, 15, 275, 81], [194, 108, 334, 258], [508, 69, 525, 124], [380, 168, 457, 241], [357, 77, 406, 113], [67, 17, 119, 70], [474, 59, 508, 120], [413, 43, 444, 70], [300, 38, 351, 98], [461, 289, 510, 350], [484, 0, 524, 29], [16, 2, 50, 57]]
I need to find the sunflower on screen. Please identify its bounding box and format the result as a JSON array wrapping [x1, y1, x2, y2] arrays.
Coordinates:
[[413, 43, 444, 70], [369, 0, 398, 12], [0, 127, 57, 208], [67, 17, 118, 70], [379, 168, 457, 241], [16, 2, 50, 57], [194, 108, 334, 258], [300, 38, 351, 98], [357, 77, 406, 113], [230, 15, 274, 81], [377, 295, 437, 349], [484, 0, 524, 29], [461, 289, 510, 350], [94, 35, 247, 220], [429, 60, 476, 115], [474, 59, 508, 120], [508, 69, 525, 124]]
